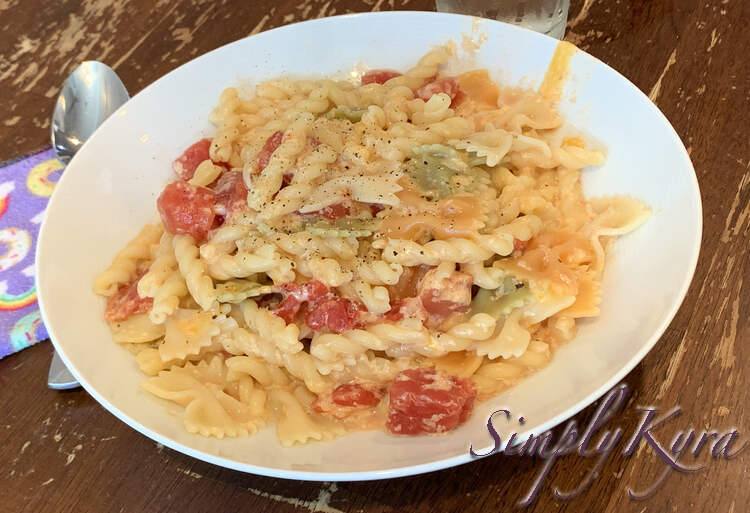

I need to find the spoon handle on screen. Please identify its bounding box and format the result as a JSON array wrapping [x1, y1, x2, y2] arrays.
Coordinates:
[[47, 350, 80, 390]]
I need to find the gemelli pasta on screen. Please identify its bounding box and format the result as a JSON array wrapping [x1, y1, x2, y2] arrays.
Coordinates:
[[94, 44, 650, 445]]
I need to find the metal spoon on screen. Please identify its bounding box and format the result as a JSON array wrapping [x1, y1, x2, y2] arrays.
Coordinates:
[[48, 61, 130, 389]]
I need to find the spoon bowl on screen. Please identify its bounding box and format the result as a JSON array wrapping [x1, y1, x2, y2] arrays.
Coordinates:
[[51, 61, 129, 165]]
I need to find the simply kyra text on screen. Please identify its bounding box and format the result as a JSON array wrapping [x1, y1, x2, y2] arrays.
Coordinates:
[[469, 384, 747, 506]]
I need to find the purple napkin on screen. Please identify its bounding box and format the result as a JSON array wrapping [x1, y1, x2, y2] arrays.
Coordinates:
[[0, 148, 61, 358]]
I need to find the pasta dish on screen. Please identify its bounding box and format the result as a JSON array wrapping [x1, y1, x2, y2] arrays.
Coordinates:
[[93, 45, 649, 445]]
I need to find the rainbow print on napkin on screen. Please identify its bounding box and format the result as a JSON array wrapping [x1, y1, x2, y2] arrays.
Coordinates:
[[0, 148, 61, 358]]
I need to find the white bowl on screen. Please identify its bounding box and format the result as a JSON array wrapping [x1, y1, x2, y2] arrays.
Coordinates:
[[37, 11, 701, 480]]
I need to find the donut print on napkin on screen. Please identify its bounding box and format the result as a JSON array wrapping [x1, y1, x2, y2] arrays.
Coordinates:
[[0, 148, 62, 358]]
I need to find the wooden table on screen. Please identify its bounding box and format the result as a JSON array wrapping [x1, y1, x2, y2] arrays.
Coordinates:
[[1, 1, 747, 511]]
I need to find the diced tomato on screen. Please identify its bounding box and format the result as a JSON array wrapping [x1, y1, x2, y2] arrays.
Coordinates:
[[361, 70, 402, 85], [271, 280, 362, 332], [312, 383, 384, 417], [271, 295, 300, 324], [282, 280, 329, 302], [387, 368, 476, 435], [172, 139, 211, 180], [105, 273, 153, 322], [272, 280, 329, 323], [415, 77, 459, 102], [332, 384, 383, 407], [257, 130, 284, 171], [418, 268, 472, 317], [384, 301, 405, 322], [382, 297, 427, 323], [306, 202, 351, 220], [213, 170, 247, 219], [513, 238, 528, 252], [369, 203, 385, 216], [157, 181, 216, 243], [306, 296, 361, 333]]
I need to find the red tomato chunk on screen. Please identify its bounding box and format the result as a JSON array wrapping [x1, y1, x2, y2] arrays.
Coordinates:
[[157, 181, 216, 243], [331, 383, 383, 407], [271, 280, 362, 333], [312, 383, 384, 417], [383, 300, 405, 322], [213, 170, 247, 218], [312, 202, 351, 220], [105, 274, 153, 322], [257, 130, 284, 171], [383, 297, 427, 323], [282, 280, 329, 303], [361, 69, 403, 85], [387, 368, 476, 435], [306, 296, 361, 333], [415, 77, 459, 102], [272, 280, 330, 323], [271, 296, 301, 324], [172, 138, 211, 180], [418, 267, 472, 318]]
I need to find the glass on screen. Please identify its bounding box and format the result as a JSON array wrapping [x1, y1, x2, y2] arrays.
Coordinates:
[[435, 0, 570, 40]]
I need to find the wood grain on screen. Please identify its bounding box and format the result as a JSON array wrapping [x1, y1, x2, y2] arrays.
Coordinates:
[[0, 0, 747, 512]]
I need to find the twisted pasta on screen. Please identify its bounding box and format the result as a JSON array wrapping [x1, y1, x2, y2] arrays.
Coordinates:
[[240, 300, 302, 354], [411, 93, 453, 125], [262, 229, 359, 260], [138, 232, 176, 298], [94, 224, 162, 295], [173, 235, 217, 311], [310, 313, 497, 362], [189, 159, 224, 187], [387, 45, 453, 90], [150, 270, 188, 324], [352, 279, 391, 314], [461, 262, 507, 290], [247, 115, 312, 210], [295, 256, 353, 287], [355, 259, 404, 285], [376, 238, 494, 266], [223, 325, 330, 395], [206, 243, 295, 283]]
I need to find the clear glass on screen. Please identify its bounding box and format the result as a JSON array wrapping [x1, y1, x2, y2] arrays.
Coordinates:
[[435, 0, 570, 40]]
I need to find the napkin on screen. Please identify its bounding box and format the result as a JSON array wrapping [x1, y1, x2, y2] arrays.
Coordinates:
[[0, 148, 61, 359]]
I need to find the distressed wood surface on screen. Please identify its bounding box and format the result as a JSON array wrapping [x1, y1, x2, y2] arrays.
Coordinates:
[[0, 0, 747, 511]]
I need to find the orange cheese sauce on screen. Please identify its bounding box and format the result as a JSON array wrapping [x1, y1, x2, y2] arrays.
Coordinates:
[[453, 69, 502, 125], [381, 180, 484, 240]]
